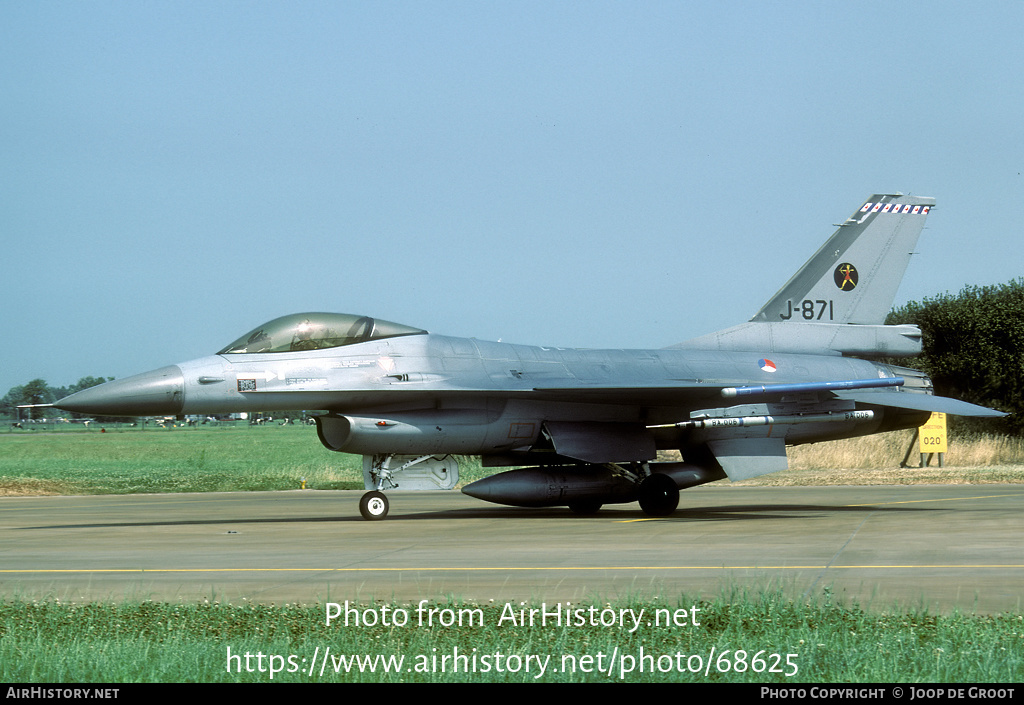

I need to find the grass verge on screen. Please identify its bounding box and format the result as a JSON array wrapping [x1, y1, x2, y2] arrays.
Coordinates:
[[0, 425, 364, 495], [2, 590, 1022, 682]]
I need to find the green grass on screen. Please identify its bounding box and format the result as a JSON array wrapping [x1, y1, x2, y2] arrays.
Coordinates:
[[0, 425, 360, 495], [2, 591, 1021, 682], [0, 425, 495, 495]]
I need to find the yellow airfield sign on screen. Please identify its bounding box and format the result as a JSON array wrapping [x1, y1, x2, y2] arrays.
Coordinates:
[[919, 412, 948, 454]]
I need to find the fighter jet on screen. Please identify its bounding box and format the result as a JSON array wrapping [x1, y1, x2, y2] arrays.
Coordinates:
[[53, 193, 1004, 520]]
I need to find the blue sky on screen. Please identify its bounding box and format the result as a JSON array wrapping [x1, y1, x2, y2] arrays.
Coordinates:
[[2, 1, 1022, 395]]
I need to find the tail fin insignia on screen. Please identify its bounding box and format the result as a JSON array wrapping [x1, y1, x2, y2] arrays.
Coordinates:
[[752, 194, 935, 325]]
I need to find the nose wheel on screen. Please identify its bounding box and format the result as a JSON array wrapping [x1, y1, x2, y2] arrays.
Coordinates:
[[359, 491, 389, 520]]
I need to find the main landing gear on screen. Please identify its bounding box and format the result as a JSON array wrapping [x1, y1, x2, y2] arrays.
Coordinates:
[[637, 472, 680, 517], [566, 464, 681, 517]]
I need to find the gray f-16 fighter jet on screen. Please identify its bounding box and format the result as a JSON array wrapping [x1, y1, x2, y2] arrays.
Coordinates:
[[54, 194, 1004, 519]]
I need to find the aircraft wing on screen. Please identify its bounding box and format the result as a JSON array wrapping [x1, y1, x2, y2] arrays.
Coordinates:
[[525, 381, 729, 406], [529, 378, 1004, 417]]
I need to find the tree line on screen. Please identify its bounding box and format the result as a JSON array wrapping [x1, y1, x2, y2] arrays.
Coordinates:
[[1, 377, 113, 420], [885, 277, 1023, 435]]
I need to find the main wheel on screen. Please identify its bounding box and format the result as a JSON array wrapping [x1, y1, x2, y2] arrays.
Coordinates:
[[638, 474, 679, 517], [359, 491, 389, 520]]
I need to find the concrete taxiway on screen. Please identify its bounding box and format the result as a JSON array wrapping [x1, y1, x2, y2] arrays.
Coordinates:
[[1, 486, 1021, 612]]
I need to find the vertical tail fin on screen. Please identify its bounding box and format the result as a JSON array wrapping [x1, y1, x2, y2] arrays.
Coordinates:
[[751, 194, 934, 325]]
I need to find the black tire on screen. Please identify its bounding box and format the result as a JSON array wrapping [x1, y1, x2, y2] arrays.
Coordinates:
[[568, 501, 602, 515], [638, 474, 679, 517], [359, 491, 389, 520]]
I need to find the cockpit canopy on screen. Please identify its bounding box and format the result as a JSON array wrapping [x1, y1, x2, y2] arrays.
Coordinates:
[[217, 313, 427, 354]]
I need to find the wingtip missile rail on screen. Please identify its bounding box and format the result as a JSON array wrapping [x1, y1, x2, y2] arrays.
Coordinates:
[[721, 377, 904, 399]]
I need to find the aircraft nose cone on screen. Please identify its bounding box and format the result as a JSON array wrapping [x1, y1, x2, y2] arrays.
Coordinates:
[[54, 365, 185, 416]]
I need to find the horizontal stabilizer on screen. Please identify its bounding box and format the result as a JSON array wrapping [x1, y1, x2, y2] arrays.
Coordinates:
[[836, 391, 1007, 418]]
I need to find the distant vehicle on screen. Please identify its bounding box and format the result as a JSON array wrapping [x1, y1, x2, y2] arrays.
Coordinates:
[[52, 194, 1003, 519]]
